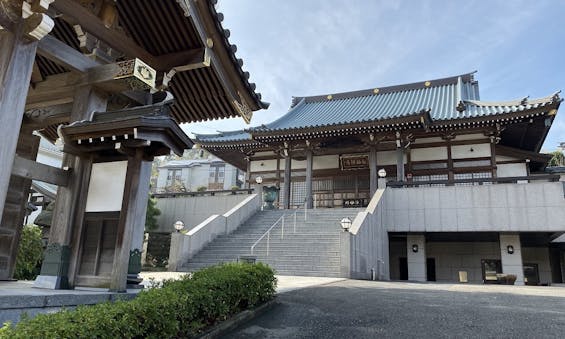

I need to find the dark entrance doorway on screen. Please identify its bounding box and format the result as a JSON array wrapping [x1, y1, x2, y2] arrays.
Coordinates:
[[399, 257, 408, 280], [523, 263, 540, 286], [481, 259, 502, 283], [426, 258, 436, 281]]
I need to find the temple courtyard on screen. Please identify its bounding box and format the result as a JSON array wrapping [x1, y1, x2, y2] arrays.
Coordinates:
[[227, 280, 565, 338]]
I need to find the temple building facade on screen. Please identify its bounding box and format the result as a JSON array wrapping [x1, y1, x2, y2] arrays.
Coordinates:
[[195, 73, 565, 285]]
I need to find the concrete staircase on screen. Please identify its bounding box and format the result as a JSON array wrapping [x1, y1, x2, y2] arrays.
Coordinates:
[[182, 208, 363, 277]]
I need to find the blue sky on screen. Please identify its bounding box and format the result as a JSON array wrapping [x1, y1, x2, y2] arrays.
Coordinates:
[[185, 0, 565, 151]]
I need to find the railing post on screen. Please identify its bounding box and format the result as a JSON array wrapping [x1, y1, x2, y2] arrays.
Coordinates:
[[267, 231, 270, 256], [281, 216, 285, 239], [294, 212, 297, 233]]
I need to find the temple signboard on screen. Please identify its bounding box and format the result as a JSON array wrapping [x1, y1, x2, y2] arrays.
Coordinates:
[[340, 154, 369, 170]]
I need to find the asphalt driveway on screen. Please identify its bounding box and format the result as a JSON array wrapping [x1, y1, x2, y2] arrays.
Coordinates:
[[226, 280, 565, 338]]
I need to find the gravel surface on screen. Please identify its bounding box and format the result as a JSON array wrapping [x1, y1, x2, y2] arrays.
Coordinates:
[[226, 280, 565, 339]]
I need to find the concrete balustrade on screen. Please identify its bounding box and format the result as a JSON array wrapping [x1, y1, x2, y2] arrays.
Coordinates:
[[168, 194, 261, 271]]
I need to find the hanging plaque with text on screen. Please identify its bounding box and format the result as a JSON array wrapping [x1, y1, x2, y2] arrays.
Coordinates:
[[340, 154, 369, 170]]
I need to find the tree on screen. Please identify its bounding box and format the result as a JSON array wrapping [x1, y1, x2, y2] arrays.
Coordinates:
[[145, 197, 161, 231], [548, 150, 565, 167]]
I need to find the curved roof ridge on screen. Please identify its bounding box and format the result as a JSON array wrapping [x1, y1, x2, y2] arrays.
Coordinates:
[[291, 72, 477, 104], [465, 92, 560, 107]]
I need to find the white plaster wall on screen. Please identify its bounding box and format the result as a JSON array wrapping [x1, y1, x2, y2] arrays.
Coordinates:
[[426, 242, 500, 283], [497, 163, 527, 177], [384, 182, 565, 232], [85, 161, 127, 212], [292, 159, 307, 170], [377, 150, 404, 165], [411, 147, 447, 161], [188, 166, 209, 190], [313, 155, 339, 170], [522, 247, 552, 284], [250, 159, 277, 172], [453, 133, 485, 141], [451, 143, 490, 159]]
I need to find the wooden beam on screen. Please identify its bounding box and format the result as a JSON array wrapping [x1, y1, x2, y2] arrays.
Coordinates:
[[52, 0, 157, 66], [0, 0, 23, 31], [11, 155, 69, 186], [37, 34, 99, 72], [157, 48, 209, 72]]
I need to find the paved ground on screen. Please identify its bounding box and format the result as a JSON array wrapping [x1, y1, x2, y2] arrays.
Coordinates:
[[226, 280, 565, 339], [140, 271, 344, 292]]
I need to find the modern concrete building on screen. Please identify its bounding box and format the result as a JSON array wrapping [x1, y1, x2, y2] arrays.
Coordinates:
[[155, 158, 244, 193], [190, 73, 565, 285]]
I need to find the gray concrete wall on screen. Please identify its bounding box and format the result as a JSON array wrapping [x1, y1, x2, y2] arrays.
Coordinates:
[[427, 241, 500, 283], [347, 189, 390, 280], [384, 182, 565, 232], [154, 194, 250, 233]]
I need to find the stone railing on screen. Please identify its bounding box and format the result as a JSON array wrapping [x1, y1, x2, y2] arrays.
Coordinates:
[[168, 193, 261, 271], [341, 187, 390, 280]]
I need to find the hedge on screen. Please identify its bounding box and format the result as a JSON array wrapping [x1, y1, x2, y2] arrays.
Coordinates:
[[0, 263, 276, 338], [14, 225, 43, 281]]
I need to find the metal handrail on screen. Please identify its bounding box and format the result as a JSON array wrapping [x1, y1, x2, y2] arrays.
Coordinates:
[[251, 214, 285, 255], [250, 201, 309, 256]]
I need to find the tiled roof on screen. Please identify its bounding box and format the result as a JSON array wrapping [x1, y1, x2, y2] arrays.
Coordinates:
[[195, 72, 560, 143]]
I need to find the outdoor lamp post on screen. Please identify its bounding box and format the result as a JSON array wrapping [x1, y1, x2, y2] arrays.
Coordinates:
[[340, 217, 352, 232], [412, 244, 419, 253], [174, 220, 184, 232], [255, 176, 264, 210], [255, 176, 263, 184], [378, 168, 387, 178]]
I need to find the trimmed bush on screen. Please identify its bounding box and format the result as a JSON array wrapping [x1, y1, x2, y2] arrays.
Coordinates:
[[14, 225, 43, 281], [0, 263, 276, 338]]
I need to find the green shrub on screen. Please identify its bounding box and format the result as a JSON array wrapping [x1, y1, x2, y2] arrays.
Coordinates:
[[196, 186, 207, 192], [1, 263, 276, 338], [14, 225, 43, 281]]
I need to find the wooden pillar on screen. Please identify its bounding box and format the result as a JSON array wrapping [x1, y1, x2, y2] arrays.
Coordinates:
[[396, 147, 405, 181], [369, 146, 377, 197], [111, 149, 150, 292], [283, 152, 292, 209], [305, 149, 313, 209], [245, 156, 251, 189], [0, 127, 40, 280], [490, 140, 497, 178], [35, 87, 107, 289], [447, 140, 454, 184], [0, 27, 39, 228], [127, 161, 152, 285]]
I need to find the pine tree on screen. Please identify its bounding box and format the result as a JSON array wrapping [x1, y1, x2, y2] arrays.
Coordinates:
[[145, 197, 161, 231]]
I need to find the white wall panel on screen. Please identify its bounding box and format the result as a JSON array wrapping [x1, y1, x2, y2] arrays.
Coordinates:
[[86, 161, 127, 212], [313, 155, 339, 170], [250, 159, 277, 172], [452, 143, 490, 159], [411, 147, 447, 161], [497, 163, 527, 177]]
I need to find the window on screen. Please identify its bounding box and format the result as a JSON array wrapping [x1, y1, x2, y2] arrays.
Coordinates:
[[208, 164, 226, 190], [454, 172, 492, 186], [166, 169, 183, 188]]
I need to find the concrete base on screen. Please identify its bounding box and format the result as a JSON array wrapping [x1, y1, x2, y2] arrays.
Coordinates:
[[33, 275, 68, 290], [0, 281, 139, 325]]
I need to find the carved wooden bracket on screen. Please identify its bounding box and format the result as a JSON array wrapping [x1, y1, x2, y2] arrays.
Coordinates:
[[1, 0, 54, 40]]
